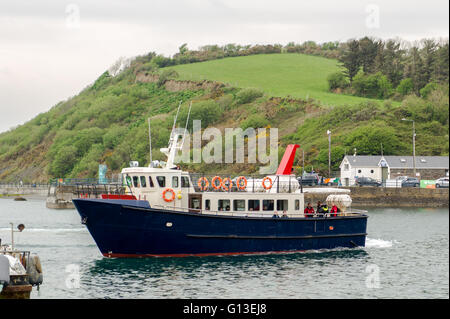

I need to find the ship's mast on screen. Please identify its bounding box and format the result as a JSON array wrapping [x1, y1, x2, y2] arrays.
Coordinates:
[[161, 101, 192, 169]]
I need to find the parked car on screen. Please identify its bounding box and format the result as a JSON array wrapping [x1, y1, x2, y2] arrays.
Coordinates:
[[298, 173, 320, 186], [435, 177, 449, 188], [355, 177, 381, 187], [401, 177, 420, 187]]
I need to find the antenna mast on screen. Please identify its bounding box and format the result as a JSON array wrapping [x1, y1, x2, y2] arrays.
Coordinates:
[[181, 101, 192, 149], [148, 117, 152, 164]]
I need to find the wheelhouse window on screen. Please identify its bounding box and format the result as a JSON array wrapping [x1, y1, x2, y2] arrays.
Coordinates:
[[172, 176, 179, 188], [148, 176, 154, 187], [140, 176, 147, 188], [205, 199, 211, 211], [156, 176, 165, 187], [248, 200, 260, 211], [277, 199, 288, 211], [132, 176, 139, 187], [233, 200, 245, 211], [295, 200, 300, 210], [181, 176, 190, 187], [263, 200, 274, 211], [218, 200, 230, 211]]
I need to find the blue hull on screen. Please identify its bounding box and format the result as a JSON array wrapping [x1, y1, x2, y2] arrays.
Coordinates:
[[73, 199, 368, 257]]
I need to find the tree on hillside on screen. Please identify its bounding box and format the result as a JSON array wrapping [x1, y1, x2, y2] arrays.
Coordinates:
[[434, 42, 449, 83], [421, 39, 437, 85], [178, 43, 188, 55], [404, 47, 428, 95], [380, 39, 405, 87], [339, 40, 361, 84], [359, 37, 380, 74]]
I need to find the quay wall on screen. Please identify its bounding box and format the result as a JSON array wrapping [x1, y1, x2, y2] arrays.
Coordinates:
[[0, 185, 48, 196], [305, 187, 449, 208]]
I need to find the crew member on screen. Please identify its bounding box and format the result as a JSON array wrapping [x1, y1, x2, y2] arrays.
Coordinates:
[[330, 204, 339, 217], [304, 202, 315, 218]]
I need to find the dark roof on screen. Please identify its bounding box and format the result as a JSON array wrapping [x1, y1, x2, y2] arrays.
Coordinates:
[[342, 156, 382, 168], [342, 155, 449, 169], [384, 156, 449, 169]]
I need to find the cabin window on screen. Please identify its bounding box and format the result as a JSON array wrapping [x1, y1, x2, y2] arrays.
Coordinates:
[[205, 199, 211, 211], [358, 169, 362, 173], [140, 176, 147, 188], [125, 175, 132, 187], [295, 200, 300, 210], [344, 164, 349, 171], [181, 176, 190, 187], [218, 200, 230, 211], [248, 200, 260, 211], [263, 200, 274, 211], [233, 200, 245, 211], [172, 176, 179, 188], [156, 176, 166, 187], [277, 199, 288, 211], [370, 169, 374, 174], [132, 176, 139, 187], [148, 176, 154, 187]]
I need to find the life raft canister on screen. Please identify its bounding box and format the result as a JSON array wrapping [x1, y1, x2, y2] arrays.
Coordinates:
[[221, 177, 233, 191], [197, 177, 209, 191], [236, 176, 247, 190], [211, 176, 223, 190], [262, 176, 273, 190], [162, 188, 176, 202]]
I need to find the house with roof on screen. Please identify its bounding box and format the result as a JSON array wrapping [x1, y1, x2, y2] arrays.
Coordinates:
[[339, 155, 449, 186]]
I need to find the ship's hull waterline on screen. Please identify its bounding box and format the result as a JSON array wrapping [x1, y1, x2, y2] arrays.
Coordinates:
[[73, 199, 368, 257]]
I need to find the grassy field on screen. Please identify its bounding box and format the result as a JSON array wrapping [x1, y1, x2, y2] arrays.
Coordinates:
[[166, 53, 377, 106]]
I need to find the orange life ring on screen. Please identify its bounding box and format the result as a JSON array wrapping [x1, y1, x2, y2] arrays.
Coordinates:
[[211, 176, 222, 190], [236, 176, 247, 190], [162, 188, 175, 202], [221, 177, 233, 191], [197, 177, 209, 191], [262, 176, 273, 190]]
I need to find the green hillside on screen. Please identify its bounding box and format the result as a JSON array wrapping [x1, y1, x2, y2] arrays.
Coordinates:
[[0, 50, 448, 182], [168, 53, 374, 106]]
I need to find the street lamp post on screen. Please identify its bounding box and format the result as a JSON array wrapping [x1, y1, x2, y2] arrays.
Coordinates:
[[402, 118, 416, 177], [327, 130, 331, 178]]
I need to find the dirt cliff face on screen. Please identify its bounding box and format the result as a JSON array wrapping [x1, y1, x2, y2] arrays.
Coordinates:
[[135, 72, 224, 92]]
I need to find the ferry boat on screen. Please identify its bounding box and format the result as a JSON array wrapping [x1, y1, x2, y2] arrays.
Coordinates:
[[73, 123, 368, 257]]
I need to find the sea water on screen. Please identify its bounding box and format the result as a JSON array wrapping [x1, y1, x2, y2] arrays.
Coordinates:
[[0, 196, 448, 299]]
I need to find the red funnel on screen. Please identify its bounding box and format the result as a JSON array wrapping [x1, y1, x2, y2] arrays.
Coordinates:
[[275, 144, 300, 175]]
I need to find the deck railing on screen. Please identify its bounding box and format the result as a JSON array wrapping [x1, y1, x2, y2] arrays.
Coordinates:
[[152, 204, 366, 218], [189, 174, 302, 194]]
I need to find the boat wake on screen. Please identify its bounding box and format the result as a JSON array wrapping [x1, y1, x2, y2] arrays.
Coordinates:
[[365, 237, 396, 248]]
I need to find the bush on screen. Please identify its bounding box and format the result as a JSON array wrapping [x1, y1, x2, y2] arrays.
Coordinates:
[[327, 72, 349, 91], [235, 88, 264, 104], [240, 114, 269, 130], [352, 72, 393, 99], [157, 69, 179, 87], [179, 100, 224, 129], [396, 78, 414, 96], [344, 125, 400, 155], [48, 145, 79, 177], [419, 82, 438, 98]]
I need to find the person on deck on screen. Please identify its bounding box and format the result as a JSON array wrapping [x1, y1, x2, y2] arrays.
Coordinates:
[[330, 204, 339, 217], [304, 202, 315, 218]]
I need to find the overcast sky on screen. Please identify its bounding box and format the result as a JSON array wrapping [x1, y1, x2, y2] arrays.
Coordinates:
[[0, 0, 448, 133]]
